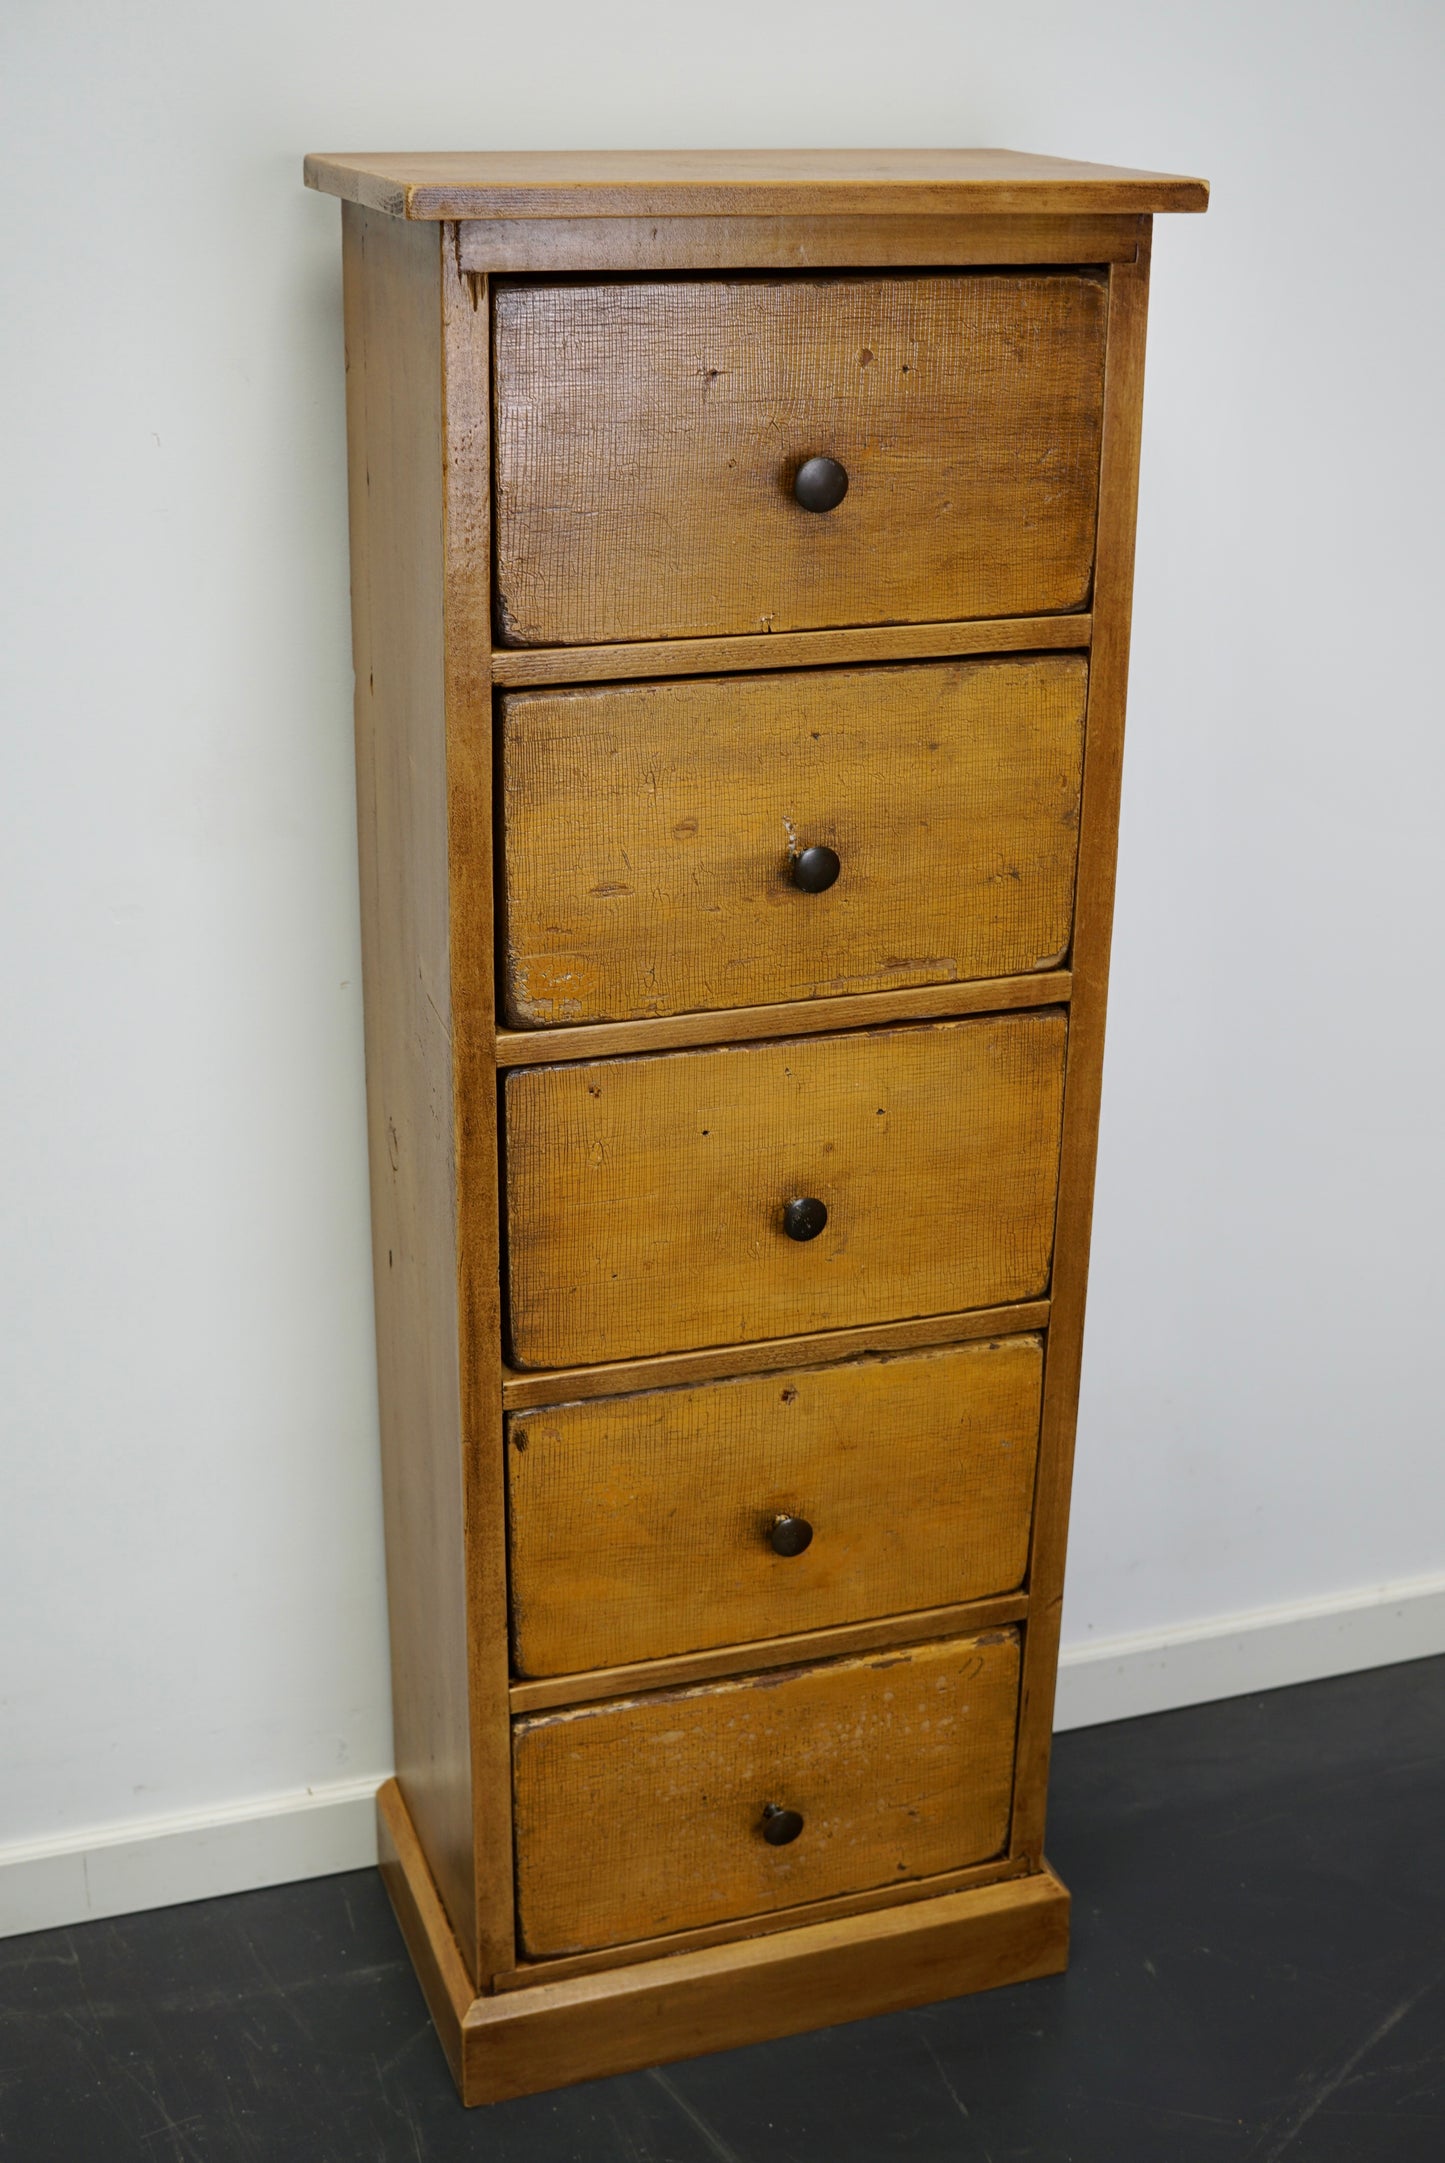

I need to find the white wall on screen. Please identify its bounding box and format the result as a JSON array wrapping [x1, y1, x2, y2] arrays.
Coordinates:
[[3, 0, 1443, 1914]]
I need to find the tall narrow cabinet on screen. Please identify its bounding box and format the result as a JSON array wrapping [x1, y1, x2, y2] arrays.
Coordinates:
[[305, 148, 1208, 2105]]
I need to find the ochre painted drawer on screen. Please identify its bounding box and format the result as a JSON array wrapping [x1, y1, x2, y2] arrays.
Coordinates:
[[493, 274, 1107, 646], [500, 655, 1087, 1028], [512, 1629, 1021, 1955], [507, 1337, 1042, 1678], [504, 1012, 1067, 1369]]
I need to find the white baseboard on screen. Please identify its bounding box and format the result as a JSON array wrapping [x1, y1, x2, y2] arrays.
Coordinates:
[[5, 1572, 1445, 1942], [0, 1774, 382, 1940], [1055, 1570, 1445, 1729]]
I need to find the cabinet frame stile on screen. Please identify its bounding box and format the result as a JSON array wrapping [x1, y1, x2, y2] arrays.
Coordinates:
[[1009, 222, 1153, 1865], [344, 208, 514, 1989]]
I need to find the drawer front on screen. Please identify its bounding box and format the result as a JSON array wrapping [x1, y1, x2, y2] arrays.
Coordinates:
[[507, 1337, 1042, 1677], [493, 274, 1107, 646], [500, 655, 1087, 1028], [513, 1630, 1020, 1955], [504, 1012, 1067, 1369]]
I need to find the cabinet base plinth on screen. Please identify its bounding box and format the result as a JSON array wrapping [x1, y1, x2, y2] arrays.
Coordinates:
[[377, 1778, 1070, 2107]]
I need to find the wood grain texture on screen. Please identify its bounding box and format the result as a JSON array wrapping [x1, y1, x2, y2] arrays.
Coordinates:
[[500, 1297, 1051, 1408], [507, 1590, 1031, 1713], [495, 1850, 1029, 1988], [376, 1778, 475, 2092], [493, 275, 1108, 646], [304, 145, 1208, 220], [504, 1012, 1068, 1368], [1010, 229, 1154, 1866], [496, 972, 1071, 1069], [512, 1630, 1021, 1956], [507, 1337, 1042, 1675], [458, 212, 1143, 274], [378, 1768, 1066, 2105], [463, 1862, 1067, 2101], [342, 206, 479, 1975], [491, 612, 1091, 688], [501, 656, 1086, 1026], [438, 244, 517, 1979]]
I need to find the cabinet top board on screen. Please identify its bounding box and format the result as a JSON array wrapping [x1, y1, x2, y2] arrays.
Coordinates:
[[302, 147, 1209, 222]]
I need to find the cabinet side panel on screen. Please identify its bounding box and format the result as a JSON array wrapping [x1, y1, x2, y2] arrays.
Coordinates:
[[343, 203, 477, 1973], [1010, 224, 1154, 1862]]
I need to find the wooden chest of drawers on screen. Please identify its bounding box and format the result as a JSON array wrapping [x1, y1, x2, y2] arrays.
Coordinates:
[[306, 145, 1207, 2105]]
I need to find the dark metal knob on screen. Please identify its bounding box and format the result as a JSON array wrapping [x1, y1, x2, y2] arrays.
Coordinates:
[[782, 1196, 828, 1242], [791, 845, 841, 894], [793, 456, 849, 513], [762, 1804, 804, 1846], [770, 1514, 814, 1557]]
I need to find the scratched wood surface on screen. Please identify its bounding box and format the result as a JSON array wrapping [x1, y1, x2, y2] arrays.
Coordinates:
[[508, 1593, 1030, 1716], [496, 975, 1072, 1071], [503, 1012, 1068, 1369], [376, 1770, 1066, 2104], [500, 1296, 1052, 1409], [490, 611, 1091, 689], [506, 1337, 1042, 1676], [303, 146, 1209, 221], [512, 1629, 1021, 1955], [500, 655, 1086, 1026], [492, 275, 1108, 646]]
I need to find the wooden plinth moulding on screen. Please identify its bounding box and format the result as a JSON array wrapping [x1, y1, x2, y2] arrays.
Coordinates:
[[310, 145, 1206, 2104], [378, 1778, 1070, 2107]]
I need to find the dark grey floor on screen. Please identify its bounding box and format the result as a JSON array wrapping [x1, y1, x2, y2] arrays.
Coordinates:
[[4, 1656, 1444, 2162]]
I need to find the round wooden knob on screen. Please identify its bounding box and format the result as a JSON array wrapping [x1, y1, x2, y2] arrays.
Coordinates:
[[793, 456, 849, 513], [762, 1804, 804, 1846], [782, 1196, 828, 1242], [769, 1514, 814, 1557], [791, 845, 841, 894]]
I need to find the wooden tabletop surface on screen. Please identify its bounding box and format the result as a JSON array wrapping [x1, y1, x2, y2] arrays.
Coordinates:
[[303, 147, 1209, 221]]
